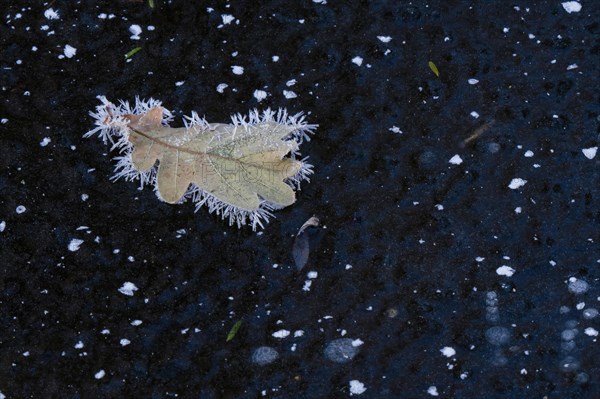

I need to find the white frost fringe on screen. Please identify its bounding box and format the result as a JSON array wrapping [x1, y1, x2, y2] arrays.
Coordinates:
[[85, 96, 316, 230]]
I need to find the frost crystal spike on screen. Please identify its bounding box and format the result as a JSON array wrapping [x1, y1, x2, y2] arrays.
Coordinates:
[[85, 96, 317, 230]]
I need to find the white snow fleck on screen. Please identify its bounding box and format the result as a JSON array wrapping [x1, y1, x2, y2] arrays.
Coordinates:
[[216, 83, 228, 93], [63, 45, 77, 58], [286, 79, 297, 86], [584, 327, 598, 337], [468, 78, 479, 85], [313, 0, 327, 4], [1, 118, 8, 124], [272, 55, 279, 62], [352, 56, 363, 66], [352, 339, 364, 347], [44, 8, 59, 20], [94, 370, 105, 379], [389, 126, 403, 134], [40, 137, 51, 146], [0, 391, 5, 399], [377, 36, 392, 43], [0, 221, 5, 232], [16, 205, 26, 214], [101, 329, 110, 335], [508, 178, 527, 189], [253, 90, 268, 102], [294, 330, 304, 337], [562, 1, 582, 13], [129, 24, 142, 40], [131, 320, 142, 326], [81, 194, 89, 201], [449, 154, 463, 165], [147, 25, 155, 31], [175, 81, 185, 87], [272, 329, 290, 339], [514, 207, 522, 214], [118, 282, 139, 296], [427, 386, 439, 396], [221, 14, 235, 25], [566, 63, 578, 70], [231, 65, 244, 75], [470, 111, 480, 119], [440, 346, 456, 357], [302, 280, 312, 291], [120, 338, 131, 346], [496, 265, 515, 277], [98, 13, 107, 19], [307, 271, 318, 279], [524, 150, 534, 157], [68, 238, 84, 252], [349, 380, 367, 395], [74, 341, 84, 349], [283, 90, 297, 99], [435, 204, 444, 211], [582, 147, 597, 159]]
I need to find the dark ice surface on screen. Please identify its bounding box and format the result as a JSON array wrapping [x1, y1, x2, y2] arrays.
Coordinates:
[[1, 1, 599, 398]]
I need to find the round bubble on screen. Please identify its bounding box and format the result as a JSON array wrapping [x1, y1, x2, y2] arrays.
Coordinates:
[[575, 372, 590, 384], [324, 338, 360, 363], [582, 308, 598, 319], [560, 356, 580, 372], [485, 326, 511, 346], [251, 346, 279, 366], [561, 340, 576, 352], [561, 329, 576, 341], [568, 279, 589, 295]]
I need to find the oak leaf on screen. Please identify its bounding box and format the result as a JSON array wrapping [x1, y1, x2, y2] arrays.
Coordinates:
[[85, 96, 317, 230]]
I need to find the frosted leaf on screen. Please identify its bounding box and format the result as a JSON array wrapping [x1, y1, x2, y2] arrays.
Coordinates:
[[85, 97, 317, 230]]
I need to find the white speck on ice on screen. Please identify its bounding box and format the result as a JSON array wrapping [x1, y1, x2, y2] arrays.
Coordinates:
[[515, 207, 522, 214], [352, 56, 363, 66], [16, 205, 26, 214], [449, 154, 463, 165], [94, 370, 105, 379], [120, 338, 131, 346], [253, 90, 268, 102], [101, 329, 110, 335], [524, 150, 534, 157], [286, 79, 297, 86], [175, 81, 185, 86], [221, 14, 235, 25], [307, 271, 318, 279], [389, 126, 402, 134], [118, 282, 139, 296], [0, 391, 5, 399], [562, 1, 582, 13], [435, 204, 444, 210], [1, 118, 8, 124], [68, 239, 84, 252], [74, 341, 84, 349], [352, 339, 364, 347], [470, 111, 480, 119], [272, 329, 290, 339], [302, 280, 312, 291], [44, 8, 59, 20], [63, 45, 77, 58], [129, 24, 142, 40], [377, 36, 392, 43], [427, 386, 439, 396], [349, 380, 367, 395], [503, 27, 509, 33], [508, 178, 527, 189], [566, 63, 578, 70], [294, 330, 304, 337], [468, 78, 479, 85], [283, 90, 297, 99], [216, 83, 228, 93], [40, 137, 51, 146], [131, 320, 142, 326], [496, 265, 515, 277], [231, 65, 244, 75], [582, 147, 597, 159], [0, 221, 5, 232], [584, 327, 598, 337], [147, 25, 155, 31], [440, 346, 456, 357], [313, 0, 327, 4], [272, 55, 279, 62]]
